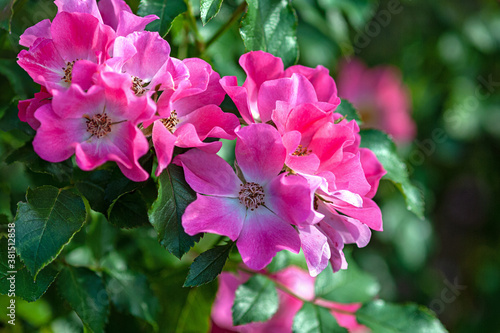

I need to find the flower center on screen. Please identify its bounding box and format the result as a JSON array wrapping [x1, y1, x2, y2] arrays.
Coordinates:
[[62, 60, 77, 83], [160, 110, 180, 133], [132, 76, 148, 96], [86, 113, 112, 138], [238, 182, 265, 211], [292, 145, 312, 156]]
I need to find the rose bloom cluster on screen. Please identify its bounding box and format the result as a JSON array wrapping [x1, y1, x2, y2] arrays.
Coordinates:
[[18, 0, 386, 278], [18, 0, 237, 181]]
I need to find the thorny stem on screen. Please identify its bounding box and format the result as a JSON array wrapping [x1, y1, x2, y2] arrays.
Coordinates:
[[205, 1, 248, 50], [236, 266, 357, 316]]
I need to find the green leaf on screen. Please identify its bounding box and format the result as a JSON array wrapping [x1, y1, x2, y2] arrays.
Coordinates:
[[232, 274, 279, 326], [6, 143, 73, 183], [0, 0, 17, 32], [0, 237, 59, 302], [0, 59, 37, 99], [104, 269, 159, 329], [86, 212, 117, 261], [356, 300, 447, 333], [0, 183, 13, 220], [184, 241, 233, 287], [336, 99, 362, 125], [359, 129, 425, 218], [74, 169, 112, 214], [107, 191, 150, 228], [4, 266, 59, 302], [0, 98, 36, 137], [156, 268, 217, 332], [315, 263, 380, 303], [138, 0, 187, 37], [174, 280, 218, 332], [292, 302, 347, 333], [15, 186, 87, 277], [149, 164, 201, 259], [240, 0, 299, 67], [74, 161, 153, 216], [57, 266, 109, 333], [266, 250, 290, 273], [200, 0, 223, 25]]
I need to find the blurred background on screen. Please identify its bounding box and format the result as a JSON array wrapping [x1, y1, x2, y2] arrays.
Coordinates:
[[1, 0, 500, 332]]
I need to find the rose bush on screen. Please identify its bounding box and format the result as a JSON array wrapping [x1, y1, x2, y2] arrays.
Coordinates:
[[0, 0, 449, 332]]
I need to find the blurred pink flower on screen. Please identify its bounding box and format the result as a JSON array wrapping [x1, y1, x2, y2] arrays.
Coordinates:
[[211, 266, 367, 332], [337, 58, 416, 143]]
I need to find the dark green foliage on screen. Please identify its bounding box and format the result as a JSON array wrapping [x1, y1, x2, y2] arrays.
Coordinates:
[[15, 186, 86, 277], [184, 241, 233, 287], [149, 164, 201, 259]]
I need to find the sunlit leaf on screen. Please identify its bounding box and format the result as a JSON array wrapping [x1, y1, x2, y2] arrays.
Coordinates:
[[240, 0, 298, 67], [336, 99, 362, 125], [200, 0, 223, 25]]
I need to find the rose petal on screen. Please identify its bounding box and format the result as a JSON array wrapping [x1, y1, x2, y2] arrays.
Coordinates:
[[179, 104, 239, 141], [360, 148, 386, 198], [19, 19, 52, 48], [265, 173, 313, 226], [333, 197, 383, 232], [298, 225, 331, 277], [237, 208, 300, 270], [258, 74, 318, 123], [33, 104, 86, 162], [182, 195, 245, 240], [152, 121, 177, 176], [235, 124, 286, 185], [55, 0, 103, 22], [284, 64, 340, 105], [220, 76, 254, 124], [173, 122, 222, 153], [175, 149, 241, 196], [318, 203, 372, 247], [51, 12, 113, 64], [170, 58, 226, 115], [240, 50, 284, 119]]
